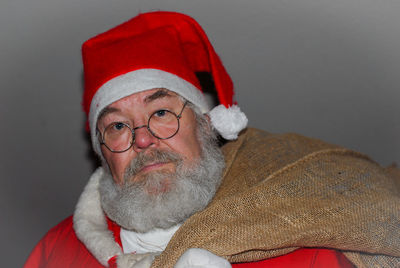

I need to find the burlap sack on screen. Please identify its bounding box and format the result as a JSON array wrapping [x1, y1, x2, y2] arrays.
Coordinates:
[[151, 128, 400, 268]]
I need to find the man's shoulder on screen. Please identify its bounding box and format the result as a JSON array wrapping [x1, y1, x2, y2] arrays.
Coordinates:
[[221, 127, 342, 172], [47, 215, 74, 234], [234, 127, 340, 151], [24, 216, 103, 268], [34, 216, 75, 250]]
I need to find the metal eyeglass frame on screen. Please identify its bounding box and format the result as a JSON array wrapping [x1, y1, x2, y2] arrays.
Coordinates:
[[97, 101, 188, 153]]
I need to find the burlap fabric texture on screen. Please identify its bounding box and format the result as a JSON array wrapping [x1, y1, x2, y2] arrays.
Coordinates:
[[150, 128, 400, 268]]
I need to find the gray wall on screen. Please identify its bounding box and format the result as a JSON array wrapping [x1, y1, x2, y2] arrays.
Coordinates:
[[1, 0, 399, 267]]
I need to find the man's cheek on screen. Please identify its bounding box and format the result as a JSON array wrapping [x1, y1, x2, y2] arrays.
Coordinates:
[[109, 157, 131, 184]]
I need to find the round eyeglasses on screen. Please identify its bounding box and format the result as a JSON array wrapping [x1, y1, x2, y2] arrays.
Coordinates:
[[98, 101, 188, 153]]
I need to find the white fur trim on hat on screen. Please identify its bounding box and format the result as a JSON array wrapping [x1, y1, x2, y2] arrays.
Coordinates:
[[208, 105, 248, 140], [89, 68, 210, 156]]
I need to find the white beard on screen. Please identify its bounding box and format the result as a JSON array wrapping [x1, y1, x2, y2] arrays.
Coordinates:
[[99, 121, 225, 233]]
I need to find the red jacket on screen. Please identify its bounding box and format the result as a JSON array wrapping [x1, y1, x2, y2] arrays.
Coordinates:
[[24, 216, 354, 268]]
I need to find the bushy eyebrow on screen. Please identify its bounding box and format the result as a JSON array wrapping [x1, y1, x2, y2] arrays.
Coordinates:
[[144, 88, 175, 103], [97, 89, 176, 123], [97, 107, 119, 123]]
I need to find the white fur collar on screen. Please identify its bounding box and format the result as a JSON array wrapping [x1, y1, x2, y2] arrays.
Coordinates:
[[73, 167, 122, 266]]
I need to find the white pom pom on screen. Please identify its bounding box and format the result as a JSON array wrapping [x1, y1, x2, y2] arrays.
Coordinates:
[[208, 105, 248, 140]]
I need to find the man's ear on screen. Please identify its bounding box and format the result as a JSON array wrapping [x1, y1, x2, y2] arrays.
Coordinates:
[[204, 113, 211, 124], [203, 113, 213, 134], [96, 128, 103, 144]]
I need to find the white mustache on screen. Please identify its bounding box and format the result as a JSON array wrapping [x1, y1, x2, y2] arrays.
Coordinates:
[[124, 150, 182, 179]]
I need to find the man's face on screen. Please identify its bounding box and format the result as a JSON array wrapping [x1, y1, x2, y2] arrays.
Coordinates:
[[97, 88, 202, 187], [97, 89, 225, 232]]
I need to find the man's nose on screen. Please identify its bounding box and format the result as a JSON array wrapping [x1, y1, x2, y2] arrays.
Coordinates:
[[132, 125, 158, 152]]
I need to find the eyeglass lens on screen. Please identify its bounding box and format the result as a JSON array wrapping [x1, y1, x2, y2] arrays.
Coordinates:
[[103, 123, 133, 152], [102, 110, 180, 152]]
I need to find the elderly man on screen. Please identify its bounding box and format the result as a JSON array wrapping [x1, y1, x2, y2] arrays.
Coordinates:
[[25, 11, 399, 268]]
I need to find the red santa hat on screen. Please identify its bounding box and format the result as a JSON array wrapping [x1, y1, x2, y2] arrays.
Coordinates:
[[82, 11, 247, 155]]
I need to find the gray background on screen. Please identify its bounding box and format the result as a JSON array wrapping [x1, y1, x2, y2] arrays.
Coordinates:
[[1, 0, 399, 267]]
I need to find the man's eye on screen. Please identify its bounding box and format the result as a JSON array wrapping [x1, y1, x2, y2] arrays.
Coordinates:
[[154, 110, 167, 117], [112, 122, 125, 131]]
